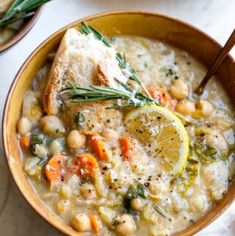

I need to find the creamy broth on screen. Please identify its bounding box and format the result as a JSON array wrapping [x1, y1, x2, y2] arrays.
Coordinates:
[[17, 34, 235, 236]]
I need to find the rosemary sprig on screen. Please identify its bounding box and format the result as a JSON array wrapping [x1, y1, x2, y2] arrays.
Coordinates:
[[61, 80, 157, 109], [79, 22, 152, 98], [154, 205, 171, 221], [116, 52, 140, 85], [0, 0, 52, 28], [80, 22, 111, 47]]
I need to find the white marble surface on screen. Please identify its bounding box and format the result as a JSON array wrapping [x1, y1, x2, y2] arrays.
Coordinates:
[[0, 0, 235, 235]]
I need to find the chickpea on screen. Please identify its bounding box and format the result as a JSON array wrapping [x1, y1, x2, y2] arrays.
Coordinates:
[[206, 131, 228, 153], [67, 130, 86, 151], [169, 79, 189, 100], [18, 117, 32, 135], [195, 99, 214, 118], [60, 185, 71, 199], [71, 213, 91, 232], [115, 214, 136, 235], [80, 184, 97, 199], [40, 115, 65, 137], [175, 99, 195, 115], [148, 179, 167, 196], [131, 198, 144, 210], [50, 139, 63, 155]]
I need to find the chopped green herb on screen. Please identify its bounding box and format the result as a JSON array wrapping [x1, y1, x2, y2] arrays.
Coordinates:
[[193, 140, 219, 164], [124, 183, 146, 215], [30, 134, 46, 156], [154, 205, 170, 220], [81, 176, 92, 184], [129, 183, 146, 198], [75, 112, 85, 127], [166, 68, 179, 80], [204, 147, 217, 156], [172, 148, 200, 195], [166, 68, 174, 76]]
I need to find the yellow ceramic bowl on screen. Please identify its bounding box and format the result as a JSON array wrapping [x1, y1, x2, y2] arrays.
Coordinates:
[[2, 11, 235, 236]]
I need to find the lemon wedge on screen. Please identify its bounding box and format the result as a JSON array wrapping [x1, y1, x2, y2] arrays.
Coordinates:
[[124, 105, 189, 175]]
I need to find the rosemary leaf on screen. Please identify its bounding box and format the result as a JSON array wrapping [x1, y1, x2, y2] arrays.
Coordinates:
[[61, 81, 157, 110], [80, 22, 111, 47], [74, 112, 85, 127], [0, 12, 34, 28], [116, 52, 141, 85], [114, 77, 133, 92], [0, 0, 51, 28], [106, 102, 144, 110], [79, 22, 153, 99], [154, 205, 171, 220]]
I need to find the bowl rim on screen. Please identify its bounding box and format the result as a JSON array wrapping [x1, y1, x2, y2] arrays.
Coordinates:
[[0, 6, 43, 53], [2, 10, 235, 236]]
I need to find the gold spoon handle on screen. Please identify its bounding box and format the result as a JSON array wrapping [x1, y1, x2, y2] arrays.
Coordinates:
[[195, 28, 235, 95]]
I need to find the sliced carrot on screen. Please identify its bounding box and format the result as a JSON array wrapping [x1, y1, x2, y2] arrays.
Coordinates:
[[44, 155, 67, 184], [90, 215, 100, 233], [73, 153, 98, 178], [119, 136, 136, 161], [90, 133, 109, 161], [149, 85, 161, 101], [149, 85, 176, 110], [20, 135, 31, 150]]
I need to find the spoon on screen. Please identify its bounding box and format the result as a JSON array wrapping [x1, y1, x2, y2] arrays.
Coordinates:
[[195, 28, 235, 95]]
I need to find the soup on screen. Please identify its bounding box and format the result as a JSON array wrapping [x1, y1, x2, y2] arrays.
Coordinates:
[[17, 24, 235, 235]]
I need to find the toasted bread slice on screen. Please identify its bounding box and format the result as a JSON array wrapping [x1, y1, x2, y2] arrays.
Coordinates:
[[61, 102, 123, 134], [44, 28, 127, 115]]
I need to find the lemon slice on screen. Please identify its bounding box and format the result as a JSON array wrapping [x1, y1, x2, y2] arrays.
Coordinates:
[[124, 105, 189, 175]]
